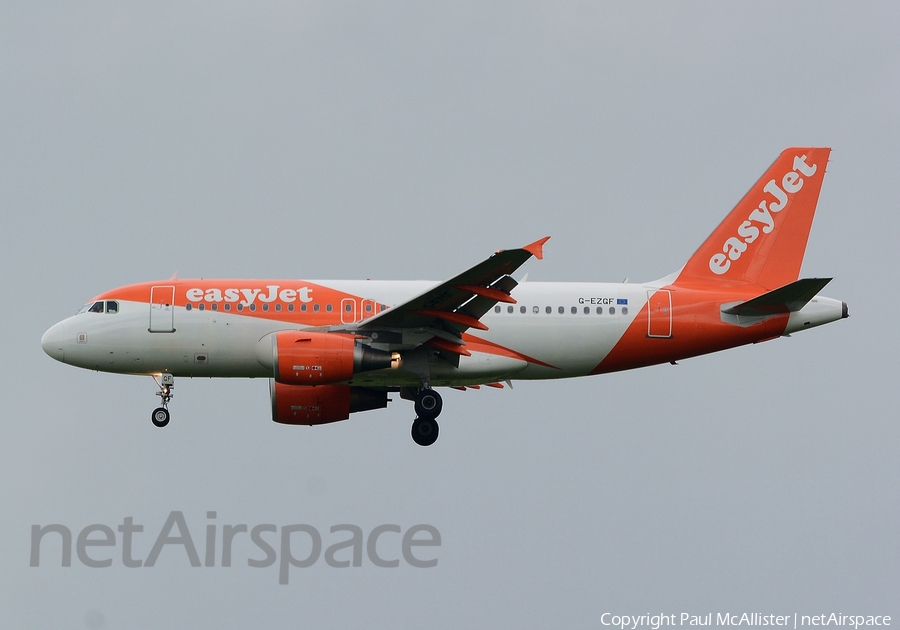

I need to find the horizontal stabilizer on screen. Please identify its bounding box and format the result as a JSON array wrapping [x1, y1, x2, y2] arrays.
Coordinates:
[[722, 278, 832, 317]]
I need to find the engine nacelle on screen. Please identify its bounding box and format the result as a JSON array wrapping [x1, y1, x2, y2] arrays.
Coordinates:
[[258, 331, 399, 385], [270, 381, 389, 425]]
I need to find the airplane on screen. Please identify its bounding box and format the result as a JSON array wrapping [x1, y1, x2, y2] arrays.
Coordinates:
[[41, 147, 847, 446]]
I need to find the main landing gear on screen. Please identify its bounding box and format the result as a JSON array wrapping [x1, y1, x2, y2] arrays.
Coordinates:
[[151, 373, 174, 428], [411, 388, 442, 447]]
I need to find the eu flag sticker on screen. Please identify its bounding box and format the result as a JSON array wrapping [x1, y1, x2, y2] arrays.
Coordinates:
[[617, 298, 628, 305]]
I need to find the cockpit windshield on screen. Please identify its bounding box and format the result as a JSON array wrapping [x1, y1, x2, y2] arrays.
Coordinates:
[[77, 300, 119, 315]]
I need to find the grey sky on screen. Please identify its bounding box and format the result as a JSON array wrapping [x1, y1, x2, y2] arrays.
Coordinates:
[[1, 2, 897, 627]]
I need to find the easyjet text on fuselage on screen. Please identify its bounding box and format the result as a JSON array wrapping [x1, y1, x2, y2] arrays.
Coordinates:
[[185, 286, 314, 307]]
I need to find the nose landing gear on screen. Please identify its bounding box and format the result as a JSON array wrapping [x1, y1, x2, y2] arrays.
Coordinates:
[[151, 406, 170, 428], [411, 388, 442, 447], [151, 373, 174, 428]]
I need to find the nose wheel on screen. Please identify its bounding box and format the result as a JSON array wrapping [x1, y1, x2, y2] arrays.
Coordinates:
[[411, 388, 442, 446], [151, 374, 174, 428], [151, 407, 170, 427]]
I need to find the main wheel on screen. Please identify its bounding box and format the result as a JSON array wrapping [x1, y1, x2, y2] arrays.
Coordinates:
[[411, 417, 439, 446], [414, 389, 443, 418], [151, 407, 170, 428]]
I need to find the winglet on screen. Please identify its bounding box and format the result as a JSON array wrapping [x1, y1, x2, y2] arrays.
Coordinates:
[[523, 236, 551, 260]]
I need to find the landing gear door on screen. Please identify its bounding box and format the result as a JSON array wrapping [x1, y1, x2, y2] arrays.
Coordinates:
[[149, 286, 176, 333]]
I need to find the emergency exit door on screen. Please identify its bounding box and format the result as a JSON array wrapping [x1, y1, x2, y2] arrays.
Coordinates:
[[647, 290, 672, 338], [341, 298, 357, 324]]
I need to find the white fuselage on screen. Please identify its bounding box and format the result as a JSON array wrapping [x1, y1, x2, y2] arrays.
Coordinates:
[[41, 279, 844, 388]]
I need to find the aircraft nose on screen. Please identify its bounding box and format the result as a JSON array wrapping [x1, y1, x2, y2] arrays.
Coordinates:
[[41, 322, 66, 362]]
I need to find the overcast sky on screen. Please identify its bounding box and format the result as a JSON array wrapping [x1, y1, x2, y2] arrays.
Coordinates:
[[1, 2, 898, 628]]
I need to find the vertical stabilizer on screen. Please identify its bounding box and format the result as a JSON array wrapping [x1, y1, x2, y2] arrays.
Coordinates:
[[674, 147, 831, 290]]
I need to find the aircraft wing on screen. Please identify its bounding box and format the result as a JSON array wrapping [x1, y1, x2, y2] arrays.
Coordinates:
[[357, 237, 550, 349]]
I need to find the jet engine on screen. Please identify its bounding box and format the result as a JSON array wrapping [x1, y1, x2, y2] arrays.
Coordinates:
[[258, 331, 400, 385], [269, 381, 389, 425]]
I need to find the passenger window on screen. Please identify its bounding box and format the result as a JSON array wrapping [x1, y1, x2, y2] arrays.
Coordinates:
[[558, 306, 564, 314], [88, 301, 104, 313], [288, 304, 294, 312], [494, 306, 501, 313], [212, 303, 218, 311], [275, 304, 282, 312], [622, 307, 628, 315], [198, 303, 205, 311], [545, 306, 552, 314], [262, 304, 269, 312], [105, 301, 119, 314], [186, 303, 193, 311], [520, 306, 526, 314], [224, 304, 231, 312], [532, 306, 539, 314], [314, 304, 320, 312], [326, 304, 332, 312], [571, 306, 577, 314], [507, 306, 514, 313], [609, 307, 616, 315], [596, 307, 603, 314]]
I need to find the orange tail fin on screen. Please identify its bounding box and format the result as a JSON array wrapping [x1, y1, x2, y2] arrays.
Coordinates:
[[674, 147, 831, 290]]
